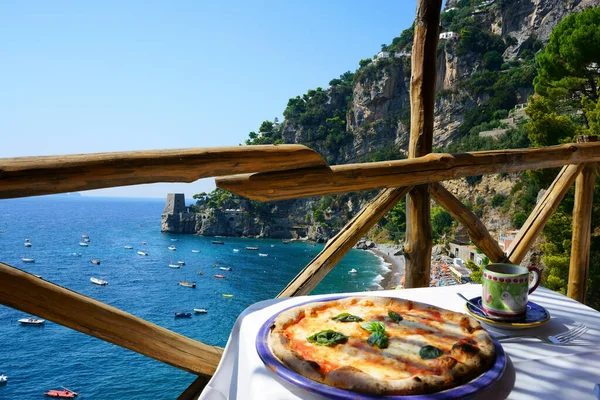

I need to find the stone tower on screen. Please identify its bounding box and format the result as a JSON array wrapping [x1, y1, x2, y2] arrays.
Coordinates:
[[163, 193, 186, 214]]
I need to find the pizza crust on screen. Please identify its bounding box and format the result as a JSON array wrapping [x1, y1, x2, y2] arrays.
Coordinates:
[[267, 296, 496, 396]]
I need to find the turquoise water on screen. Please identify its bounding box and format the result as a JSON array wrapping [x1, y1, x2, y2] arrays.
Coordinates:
[[0, 196, 385, 399]]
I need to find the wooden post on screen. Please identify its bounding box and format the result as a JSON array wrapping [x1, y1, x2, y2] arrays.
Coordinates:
[[568, 136, 597, 302], [404, 0, 441, 288], [506, 164, 583, 265], [430, 183, 506, 263], [277, 186, 412, 298]]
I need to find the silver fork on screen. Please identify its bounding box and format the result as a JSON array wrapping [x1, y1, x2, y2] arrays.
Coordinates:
[[495, 322, 588, 344]]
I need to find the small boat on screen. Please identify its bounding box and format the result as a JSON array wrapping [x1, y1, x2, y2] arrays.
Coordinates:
[[214, 274, 225, 279], [212, 241, 225, 245], [168, 245, 177, 251], [25, 238, 30, 242], [90, 277, 108, 286], [91, 259, 100, 265], [141, 241, 147, 245], [70, 252, 81, 257], [83, 238, 91, 243], [219, 267, 231, 271], [171, 238, 178, 242], [258, 253, 268, 257], [197, 271, 204, 275], [21, 258, 35, 263], [222, 294, 233, 298], [246, 247, 259, 251], [233, 249, 240, 253], [178, 261, 185, 265], [194, 308, 208, 314], [0, 374, 7, 384], [169, 264, 181, 269], [137, 251, 148, 256], [24, 242, 32, 247], [179, 281, 196, 288], [270, 245, 275, 247], [192, 249, 200, 253], [282, 240, 290, 244], [18, 318, 45, 325], [175, 312, 192, 318], [124, 245, 133, 249], [349, 268, 357, 274], [44, 388, 78, 398], [78, 242, 88, 247], [81, 234, 89, 238]]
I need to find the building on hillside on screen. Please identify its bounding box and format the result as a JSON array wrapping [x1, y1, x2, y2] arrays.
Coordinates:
[[443, 7, 458, 12], [498, 230, 518, 251], [450, 241, 486, 266], [394, 51, 411, 58], [439, 32, 459, 40], [375, 51, 390, 61], [163, 193, 188, 214]]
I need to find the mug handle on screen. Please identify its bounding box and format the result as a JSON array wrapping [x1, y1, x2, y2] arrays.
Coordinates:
[[527, 266, 541, 294]]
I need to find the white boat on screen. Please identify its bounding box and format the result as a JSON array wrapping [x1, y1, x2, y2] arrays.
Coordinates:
[[168, 245, 177, 251], [168, 264, 181, 269], [24, 238, 30, 242], [258, 253, 268, 257], [70, 252, 81, 257], [21, 258, 35, 263], [194, 308, 208, 314], [83, 238, 91, 243], [192, 249, 200, 253], [137, 251, 148, 256], [24, 242, 32, 247], [124, 245, 133, 249], [171, 238, 178, 242], [176, 261, 184, 266], [18, 318, 45, 325], [0, 374, 7, 384], [79, 242, 88, 247], [349, 268, 358, 274], [271, 245, 275, 248], [90, 277, 108, 286], [233, 249, 240, 253], [219, 267, 232, 271], [81, 234, 89, 238]]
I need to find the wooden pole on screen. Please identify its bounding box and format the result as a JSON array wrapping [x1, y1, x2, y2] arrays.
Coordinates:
[[404, 0, 441, 288], [568, 136, 597, 302], [430, 183, 506, 263], [277, 186, 412, 298], [0, 145, 327, 199], [506, 164, 583, 265], [0, 263, 223, 376], [216, 142, 600, 202]]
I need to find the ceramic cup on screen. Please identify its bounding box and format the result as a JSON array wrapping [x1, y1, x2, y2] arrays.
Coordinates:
[[481, 263, 541, 321]]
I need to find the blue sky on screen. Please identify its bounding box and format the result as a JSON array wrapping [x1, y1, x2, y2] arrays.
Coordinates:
[[1, 0, 419, 198]]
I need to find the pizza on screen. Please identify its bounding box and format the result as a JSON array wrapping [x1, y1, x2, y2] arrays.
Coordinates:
[[267, 296, 496, 395]]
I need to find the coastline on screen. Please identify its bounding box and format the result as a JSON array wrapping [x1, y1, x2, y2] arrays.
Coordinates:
[[368, 244, 405, 290]]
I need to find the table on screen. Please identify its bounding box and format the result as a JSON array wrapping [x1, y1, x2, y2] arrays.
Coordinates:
[[199, 285, 600, 400]]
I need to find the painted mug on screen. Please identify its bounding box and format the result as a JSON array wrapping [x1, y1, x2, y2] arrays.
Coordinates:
[[481, 263, 541, 321]]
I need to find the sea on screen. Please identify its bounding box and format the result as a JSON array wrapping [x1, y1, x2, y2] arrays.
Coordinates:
[[0, 196, 390, 399]]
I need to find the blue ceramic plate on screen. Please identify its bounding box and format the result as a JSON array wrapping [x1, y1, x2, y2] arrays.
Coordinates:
[[256, 296, 506, 400], [465, 296, 550, 330]]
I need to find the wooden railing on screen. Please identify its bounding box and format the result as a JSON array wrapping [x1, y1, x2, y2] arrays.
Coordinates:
[[0, 1, 596, 398]]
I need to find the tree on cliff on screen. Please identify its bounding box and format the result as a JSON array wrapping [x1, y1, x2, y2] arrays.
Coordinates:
[[524, 7, 600, 308]]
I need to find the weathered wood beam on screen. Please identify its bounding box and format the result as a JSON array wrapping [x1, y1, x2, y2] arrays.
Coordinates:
[[0, 145, 327, 199], [277, 186, 412, 298], [177, 375, 212, 400], [506, 164, 584, 265], [567, 163, 596, 302], [430, 183, 506, 263], [216, 142, 600, 202], [404, 0, 441, 288], [0, 263, 223, 376]]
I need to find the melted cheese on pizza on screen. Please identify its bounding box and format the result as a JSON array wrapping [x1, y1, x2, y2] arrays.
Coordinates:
[[283, 300, 478, 380]]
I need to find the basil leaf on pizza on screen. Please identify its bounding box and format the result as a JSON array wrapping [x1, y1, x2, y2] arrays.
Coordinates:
[[367, 331, 389, 349], [306, 330, 348, 346], [268, 297, 496, 396], [419, 345, 444, 359], [331, 312, 363, 322], [388, 310, 403, 322], [360, 321, 385, 333]]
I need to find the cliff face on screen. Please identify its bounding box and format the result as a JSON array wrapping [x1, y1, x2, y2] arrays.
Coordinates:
[[164, 0, 600, 242]]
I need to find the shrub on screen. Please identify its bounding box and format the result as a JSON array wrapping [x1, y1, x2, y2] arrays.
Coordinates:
[[491, 194, 506, 208], [512, 212, 527, 228]]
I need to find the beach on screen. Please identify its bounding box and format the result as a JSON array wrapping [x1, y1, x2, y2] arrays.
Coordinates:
[[368, 244, 405, 290]]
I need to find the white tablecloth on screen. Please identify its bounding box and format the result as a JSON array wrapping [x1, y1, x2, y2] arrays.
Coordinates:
[[199, 285, 600, 400]]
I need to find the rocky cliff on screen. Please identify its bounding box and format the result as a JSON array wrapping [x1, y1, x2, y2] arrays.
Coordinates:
[[164, 0, 599, 243]]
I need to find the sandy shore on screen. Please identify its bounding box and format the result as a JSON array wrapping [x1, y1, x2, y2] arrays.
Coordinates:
[[368, 244, 405, 290]]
